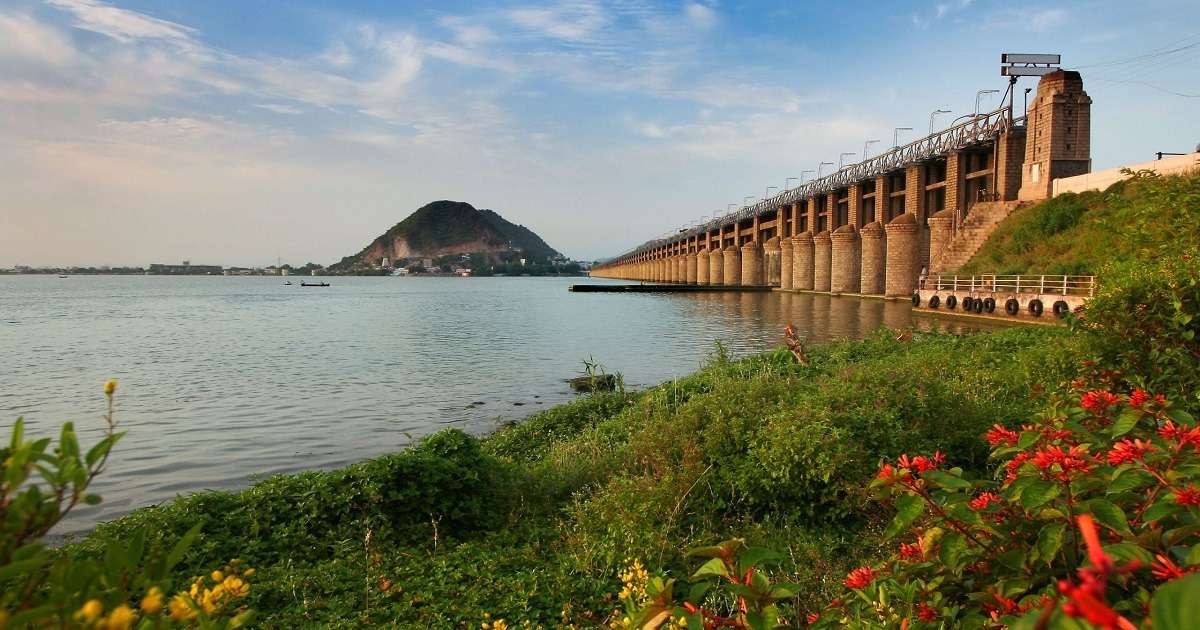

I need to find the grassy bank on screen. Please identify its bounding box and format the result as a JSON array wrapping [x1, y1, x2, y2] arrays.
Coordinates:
[[959, 170, 1200, 275], [66, 325, 1081, 627]]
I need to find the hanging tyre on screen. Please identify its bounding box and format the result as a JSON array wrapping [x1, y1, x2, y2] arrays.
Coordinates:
[[912, 293, 921, 307], [929, 295, 940, 309], [962, 296, 974, 311], [1005, 298, 1019, 316], [946, 295, 958, 310], [1028, 299, 1044, 317], [1053, 300, 1070, 318], [983, 297, 996, 313], [973, 297, 985, 313]]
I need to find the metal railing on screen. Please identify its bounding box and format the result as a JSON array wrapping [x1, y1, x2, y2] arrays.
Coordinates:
[[600, 105, 1023, 266], [921, 274, 1096, 297]]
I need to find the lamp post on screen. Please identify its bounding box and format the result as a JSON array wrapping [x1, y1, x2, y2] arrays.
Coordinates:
[[862, 139, 880, 159], [893, 127, 913, 148], [975, 89, 999, 117], [785, 177, 799, 190], [838, 152, 856, 169], [1023, 87, 1032, 117], [800, 169, 815, 183], [928, 109, 951, 133], [816, 161, 834, 177], [744, 196, 756, 209]]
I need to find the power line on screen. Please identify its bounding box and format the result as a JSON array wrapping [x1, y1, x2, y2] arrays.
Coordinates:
[[1090, 78, 1200, 98], [1075, 33, 1200, 69]]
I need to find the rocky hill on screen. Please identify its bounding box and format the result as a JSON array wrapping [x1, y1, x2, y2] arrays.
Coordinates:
[[331, 201, 561, 271]]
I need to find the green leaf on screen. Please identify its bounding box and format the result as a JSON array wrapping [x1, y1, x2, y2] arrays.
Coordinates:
[[1017, 431, 1040, 449], [1036, 522, 1067, 564], [1020, 480, 1061, 510], [1150, 572, 1200, 630], [769, 582, 803, 600], [883, 494, 926, 540], [1187, 544, 1200, 567], [10, 417, 24, 450], [922, 470, 973, 490], [738, 546, 783, 573], [1102, 543, 1153, 566], [1144, 497, 1182, 524], [1107, 468, 1154, 495], [1087, 499, 1132, 535], [1111, 409, 1139, 438], [1167, 408, 1195, 426], [691, 557, 729, 581], [939, 532, 968, 571], [166, 523, 202, 572]]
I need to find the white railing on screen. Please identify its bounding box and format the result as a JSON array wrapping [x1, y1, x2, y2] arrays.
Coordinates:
[[922, 274, 1095, 297]]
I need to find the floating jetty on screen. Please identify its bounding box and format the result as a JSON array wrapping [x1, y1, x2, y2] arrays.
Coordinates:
[[569, 284, 773, 293]]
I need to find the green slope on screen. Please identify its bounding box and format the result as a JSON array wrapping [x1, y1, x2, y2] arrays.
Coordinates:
[[959, 170, 1200, 275]]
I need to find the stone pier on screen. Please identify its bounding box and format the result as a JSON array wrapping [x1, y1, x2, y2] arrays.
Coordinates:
[[860, 221, 886, 295], [884, 213, 920, 297], [741, 241, 763, 286], [696, 249, 710, 285], [813, 231, 832, 292], [830, 225, 861, 294], [764, 237, 782, 287], [722, 246, 741, 286], [709, 247, 723, 285], [792, 232, 814, 291], [780, 237, 793, 290]]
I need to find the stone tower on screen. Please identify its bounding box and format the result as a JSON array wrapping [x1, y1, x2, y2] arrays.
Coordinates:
[[1018, 70, 1092, 201]]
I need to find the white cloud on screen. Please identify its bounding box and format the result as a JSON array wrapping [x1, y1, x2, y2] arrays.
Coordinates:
[[507, 2, 608, 42], [684, 3, 716, 29], [1030, 8, 1069, 32], [253, 103, 303, 115], [45, 0, 195, 44], [0, 12, 76, 66]]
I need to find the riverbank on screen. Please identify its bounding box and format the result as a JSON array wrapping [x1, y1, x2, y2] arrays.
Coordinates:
[[65, 323, 1080, 627]]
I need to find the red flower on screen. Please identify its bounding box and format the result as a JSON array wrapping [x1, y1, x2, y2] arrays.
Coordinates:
[[1057, 516, 1140, 630], [1081, 390, 1120, 414], [898, 541, 925, 562], [969, 492, 1003, 511], [1031, 445, 1094, 479], [805, 613, 820, 625], [1128, 389, 1150, 408], [897, 454, 938, 474], [916, 603, 937, 621], [877, 463, 896, 480], [986, 424, 1020, 447], [1151, 554, 1191, 581], [1004, 451, 1034, 484], [1106, 439, 1155, 466], [842, 566, 878, 590], [1159, 420, 1188, 442], [1175, 485, 1200, 507]]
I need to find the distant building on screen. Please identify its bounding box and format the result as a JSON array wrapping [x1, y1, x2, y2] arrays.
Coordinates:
[[149, 262, 222, 275]]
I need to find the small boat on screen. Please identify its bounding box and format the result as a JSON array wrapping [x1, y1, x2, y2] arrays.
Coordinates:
[[300, 282, 330, 287], [58, 274, 68, 278], [284, 281, 292, 285]]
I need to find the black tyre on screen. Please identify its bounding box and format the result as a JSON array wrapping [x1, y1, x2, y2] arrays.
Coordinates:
[[962, 296, 974, 311], [1029, 299, 1044, 317], [912, 293, 921, 307], [983, 297, 996, 313], [929, 295, 941, 309], [1053, 300, 1070, 318], [973, 297, 985, 313], [946, 295, 958, 310], [1005, 299, 1019, 316]]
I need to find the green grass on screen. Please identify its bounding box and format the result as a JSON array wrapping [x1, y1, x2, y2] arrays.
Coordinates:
[[959, 171, 1200, 275], [69, 326, 1083, 627]]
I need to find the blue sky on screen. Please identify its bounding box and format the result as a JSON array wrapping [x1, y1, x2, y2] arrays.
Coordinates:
[[1, 0, 1197, 266]]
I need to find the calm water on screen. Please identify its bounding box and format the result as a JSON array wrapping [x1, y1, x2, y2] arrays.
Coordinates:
[[1, 275, 995, 534]]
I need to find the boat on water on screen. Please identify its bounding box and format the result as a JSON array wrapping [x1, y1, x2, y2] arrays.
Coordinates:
[[300, 282, 330, 287], [58, 275, 68, 278], [284, 281, 293, 285]]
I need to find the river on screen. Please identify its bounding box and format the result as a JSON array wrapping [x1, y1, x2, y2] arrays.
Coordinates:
[[0, 275, 997, 534]]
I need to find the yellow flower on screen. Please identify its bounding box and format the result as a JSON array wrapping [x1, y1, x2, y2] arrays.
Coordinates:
[[140, 587, 164, 615], [74, 599, 103, 623], [223, 576, 250, 598], [211, 570, 225, 583], [102, 604, 137, 630], [168, 594, 197, 621], [242, 568, 256, 577], [494, 621, 509, 630], [104, 379, 118, 395]]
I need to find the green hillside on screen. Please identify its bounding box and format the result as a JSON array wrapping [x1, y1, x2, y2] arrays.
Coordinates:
[[959, 170, 1200, 275]]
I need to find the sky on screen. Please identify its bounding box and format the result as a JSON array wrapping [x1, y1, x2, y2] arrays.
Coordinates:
[[1, 0, 1198, 267]]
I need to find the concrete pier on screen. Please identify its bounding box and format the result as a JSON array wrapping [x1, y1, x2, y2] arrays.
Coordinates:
[[860, 221, 886, 295], [831, 225, 861, 294], [884, 213, 920, 297], [792, 232, 814, 291], [722, 246, 741, 286], [813, 231, 832, 292], [709, 247, 723, 286], [780, 237, 793, 290], [764, 237, 782, 287], [741, 241, 763, 286], [696, 249, 710, 285]]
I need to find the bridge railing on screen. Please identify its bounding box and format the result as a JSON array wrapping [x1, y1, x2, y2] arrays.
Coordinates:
[[601, 104, 1023, 266], [921, 274, 1096, 297]]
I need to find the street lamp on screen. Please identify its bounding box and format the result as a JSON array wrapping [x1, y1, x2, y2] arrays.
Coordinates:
[[975, 89, 1000, 117], [839, 152, 856, 169], [862, 139, 880, 159], [928, 109, 951, 133], [1024, 87, 1033, 117], [785, 177, 799, 190], [893, 127, 913, 148], [744, 196, 756, 209], [816, 161, 834, 177], [766, 185, 778, 198], [800, 169, 815, 183]]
